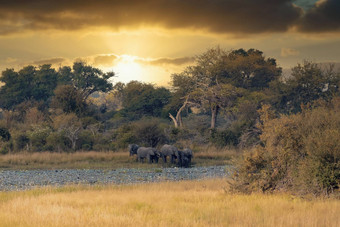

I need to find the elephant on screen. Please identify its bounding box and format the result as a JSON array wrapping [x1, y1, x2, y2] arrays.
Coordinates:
[[128, 144, 139, 156], [137, 147, 160, 163], [160, 144, 178, 164], [176, 148, 193, 168]]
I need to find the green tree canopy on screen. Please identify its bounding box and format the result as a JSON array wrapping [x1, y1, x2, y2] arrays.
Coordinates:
[[221, 48, 282, 90], [0, 64, 58, 109], [58, 62, 115, 102], [120, 81, 171, 119], [271, 61, 340, 113], [169, 47, 278, 128]]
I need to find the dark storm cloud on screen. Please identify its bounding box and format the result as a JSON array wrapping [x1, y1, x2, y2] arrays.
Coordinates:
[[0, 0, 303, 35], [137, 57, 195, 66], [1, 0, 339, 35], [298, 0, 340, 32]]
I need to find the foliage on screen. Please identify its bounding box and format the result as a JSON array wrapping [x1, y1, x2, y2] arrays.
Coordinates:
[[121, 81, 171, 119], [232, 98, 340, 195], [59, 62, 115, 102], [27, 126, 52, 152], [0, 65, 58, 110], [210, 129, 239, 147], [170, 47, 280, 129], [221, 48, 282, 90], [113, 118, 168, 149], [271, 61, 340, 113], [0, 127, 11, 142], [52, 85, 87, 115], [13, 134, 30, 151]]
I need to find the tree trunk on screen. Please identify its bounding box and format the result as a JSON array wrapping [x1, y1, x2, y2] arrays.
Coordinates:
[[169, 96, 190, 128], [72, 140, 76, 151], [169, 113, 179, 128], [210, 105, 219, 129], [178, 114, 183, 128]]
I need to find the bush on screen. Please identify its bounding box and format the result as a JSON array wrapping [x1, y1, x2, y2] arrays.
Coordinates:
[[132, 118, 168, 147], [113, 118, 168, 149], [210, 129, 239, 147], [0, 127, 11, 141], [28, 126, 51, 152], [232, 98, 340, 195], [0, 141, 13, 154], [46, 131, 70, 152], [14, 134, 30, 151]]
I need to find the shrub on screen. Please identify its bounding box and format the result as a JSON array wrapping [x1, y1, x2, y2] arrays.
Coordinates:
[[45, 131, 71, 152], [14, 134, 30, 151], [232, 98, 340, 195], [0, 127, 11, 141], [210, 129, 239, 147], [0, 141, 13, 154], [28, 126, 51, 152], [113, 118, 168, 149]]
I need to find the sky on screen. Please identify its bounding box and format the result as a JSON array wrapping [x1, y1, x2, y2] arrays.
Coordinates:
[[0, 0, 339, 86]]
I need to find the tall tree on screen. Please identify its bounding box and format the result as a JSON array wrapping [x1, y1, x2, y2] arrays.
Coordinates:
[[170, 47, 281, 129], [271, 61, 340, 113], [58, 62, 115, 103], [221, 48, 282, 90], [121, 81, 171, 119], [0, 64, 58, 110]]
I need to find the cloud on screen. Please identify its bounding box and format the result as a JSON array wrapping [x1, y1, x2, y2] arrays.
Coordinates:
[[298, 0, 340, 32], [137, 57, 195, 66], [32, 57, 66, 65], [281, 48, 300, 57], [93, 55, 118, 67], [5, 57, 17, 64], [0, 0, 303, 35]]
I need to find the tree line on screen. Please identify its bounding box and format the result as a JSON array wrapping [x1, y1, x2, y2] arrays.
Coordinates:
[[0, 47, 339, 155]]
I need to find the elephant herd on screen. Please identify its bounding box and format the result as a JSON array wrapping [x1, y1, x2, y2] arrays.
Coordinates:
[[128, 144, 193, 168]]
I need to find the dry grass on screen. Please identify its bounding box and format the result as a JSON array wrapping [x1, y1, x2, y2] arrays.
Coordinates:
[[0, 148, 236, 170], [0, 179, 339, 227]]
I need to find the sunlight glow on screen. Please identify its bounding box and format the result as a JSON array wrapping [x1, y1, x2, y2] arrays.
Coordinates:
[[114, 55, 144, 82]]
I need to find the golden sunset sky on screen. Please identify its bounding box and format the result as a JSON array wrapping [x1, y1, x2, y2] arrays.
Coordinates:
[[0, 0, 339, 86]]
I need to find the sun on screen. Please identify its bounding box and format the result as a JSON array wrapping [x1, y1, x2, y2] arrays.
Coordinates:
[[114, 55, 144, 82]]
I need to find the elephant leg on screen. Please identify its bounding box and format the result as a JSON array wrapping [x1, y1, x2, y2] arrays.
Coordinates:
[[147, 154, 152, 163], [163, 156, 167, 163]]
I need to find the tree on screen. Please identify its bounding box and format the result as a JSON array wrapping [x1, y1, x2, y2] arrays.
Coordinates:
[[0, 64, 58, 110], [221, 49, 282, 90], [121, 81, 171, 119], [272, 61, 340, 113], [52, 85, 86, 115], [53, 113, 82, 151], [166, 73, 196, 128], [58, 62, 115, 103], [170, 47, 251, 129]]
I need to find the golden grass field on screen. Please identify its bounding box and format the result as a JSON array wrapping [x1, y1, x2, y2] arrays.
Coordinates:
[[0, 148, 236, 170], [0, 179, 339, 227]]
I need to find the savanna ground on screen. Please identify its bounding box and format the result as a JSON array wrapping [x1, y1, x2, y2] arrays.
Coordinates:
[[0, 147, 236, 170], [0, 179, 339, 227]]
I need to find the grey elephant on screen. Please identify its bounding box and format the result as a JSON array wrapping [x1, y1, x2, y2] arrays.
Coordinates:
[[137, 147, 160, 163], [128, 144, 139, 156], [160, 144, 178, 164], [176, 148, 193, 168]]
